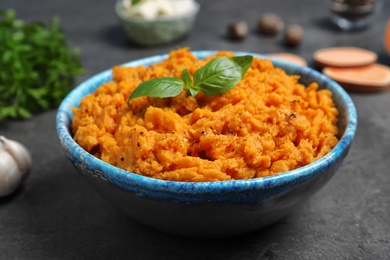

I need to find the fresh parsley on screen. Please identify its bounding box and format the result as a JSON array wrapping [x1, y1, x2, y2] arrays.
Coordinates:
[[0, 8, 84, 121], [128, 55, 253, 103]]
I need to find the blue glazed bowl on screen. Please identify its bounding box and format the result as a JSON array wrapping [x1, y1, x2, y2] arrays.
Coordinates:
[[56, 51, 357, 239]]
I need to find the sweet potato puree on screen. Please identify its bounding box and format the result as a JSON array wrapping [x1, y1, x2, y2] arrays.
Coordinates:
[[72, 48, 339, 182]]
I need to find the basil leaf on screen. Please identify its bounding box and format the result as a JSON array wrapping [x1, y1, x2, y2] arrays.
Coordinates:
[[193, 55, 253, 96], [181, 68, 192, 89], [128, 77, 184, 101], [127, 55, 253, 104], [182, 68, 201, 97], [188, 88, 199, 97]]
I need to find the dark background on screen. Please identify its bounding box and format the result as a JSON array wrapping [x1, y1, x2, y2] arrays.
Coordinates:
[[1, 0, 390, 259]]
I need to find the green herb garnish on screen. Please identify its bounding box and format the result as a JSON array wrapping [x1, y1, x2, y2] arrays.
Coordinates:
[[0, 8, 84, 121], [128, 55, 253, 102], [131, 0, 142, 5]]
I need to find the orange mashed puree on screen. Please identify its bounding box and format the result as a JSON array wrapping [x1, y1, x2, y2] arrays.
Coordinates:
[[72, 48, 339, 182]]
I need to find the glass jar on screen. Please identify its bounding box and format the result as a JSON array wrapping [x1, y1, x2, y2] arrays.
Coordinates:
[[329, 0, 384, 30]]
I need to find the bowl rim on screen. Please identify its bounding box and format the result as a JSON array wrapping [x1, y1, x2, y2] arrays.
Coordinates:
[[56, 50, 357, 199], [115, 0, 201, 23]]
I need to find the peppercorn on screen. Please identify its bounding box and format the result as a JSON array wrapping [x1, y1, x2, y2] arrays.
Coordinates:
[[227, 21, 249, 40], [258, 13, 284, 35], [284, 25, 304, 46]]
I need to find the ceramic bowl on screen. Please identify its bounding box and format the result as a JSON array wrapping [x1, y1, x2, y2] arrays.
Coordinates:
[[115, 0, 200, 46], [56, 51, 357, 239]]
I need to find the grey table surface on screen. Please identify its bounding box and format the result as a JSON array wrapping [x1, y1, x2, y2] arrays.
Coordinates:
[[1, 0, 390, 259]]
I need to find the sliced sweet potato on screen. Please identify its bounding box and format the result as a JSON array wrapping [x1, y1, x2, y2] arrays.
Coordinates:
[[268, 53, 307, 66], [323, 64, 390, 92], [385, 19, 390, 56], [314, 47, 377, 68]]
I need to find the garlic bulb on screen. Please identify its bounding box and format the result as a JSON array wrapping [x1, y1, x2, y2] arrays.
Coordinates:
[[0, 136, 31, 197]]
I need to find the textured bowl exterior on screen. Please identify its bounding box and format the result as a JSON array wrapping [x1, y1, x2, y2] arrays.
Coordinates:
[[115, 0, 200, 46], [56, 51, 357, 238]]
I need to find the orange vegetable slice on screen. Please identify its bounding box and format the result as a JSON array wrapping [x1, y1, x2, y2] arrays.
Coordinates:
[[385, 19, 390, 56], [268, 53, 307, 66], [314, 47, 377, 68], [323, 64, 390, 92]]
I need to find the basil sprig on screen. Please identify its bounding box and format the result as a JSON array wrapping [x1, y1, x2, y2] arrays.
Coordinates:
[[128, 55, 253, 102]]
